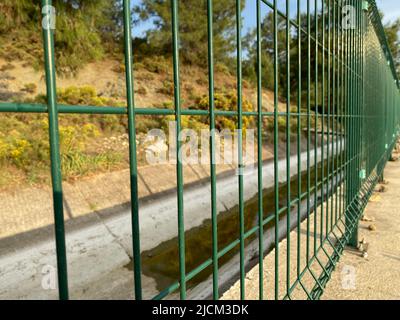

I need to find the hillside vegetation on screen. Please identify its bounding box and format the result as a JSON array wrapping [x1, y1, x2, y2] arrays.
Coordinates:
[[1, 53, 312, 191], [1, 0, 371, 191]]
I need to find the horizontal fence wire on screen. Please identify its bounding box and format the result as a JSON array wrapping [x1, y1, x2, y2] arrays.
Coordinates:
[[0, 0, 399, 300]]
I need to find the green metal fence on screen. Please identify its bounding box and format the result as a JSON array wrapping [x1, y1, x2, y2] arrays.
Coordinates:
[[0, 0, 399, 300]]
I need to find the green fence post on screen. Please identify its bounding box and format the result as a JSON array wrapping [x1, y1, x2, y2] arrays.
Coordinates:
[[345, 0, 359, 248], [285, 0, 292, 298], [256, 0, 264, 301], [273, 0, 280, 300], [235, 0, 246, 301], [313, 0, 318, 257], [206, 0, 220, 300], [171, 0, 187, 300], [122, 0, 142, 300], [41, 0, 69, 299]]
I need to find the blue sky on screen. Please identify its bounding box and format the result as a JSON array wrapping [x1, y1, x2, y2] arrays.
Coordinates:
[[133, 0, 400, 38], [376, 0, 400, 23], [242, 0, 400, 31]]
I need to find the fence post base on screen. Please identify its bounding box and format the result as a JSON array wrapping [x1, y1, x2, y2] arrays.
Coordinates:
[[347, 226, 359, 248]]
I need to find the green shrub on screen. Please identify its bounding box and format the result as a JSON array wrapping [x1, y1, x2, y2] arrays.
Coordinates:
[[21, 83, 37, 94], [136, 86, 148, 96], [215, 63, 231, 76], [33, 85, 122, 107], [136, 116, 163, 134], [157, 80, 174, 96], [143, 56, 171, 74], [197, 91, 255, 132], [136, 72, 155, 82], [0, 85, 132, 185]]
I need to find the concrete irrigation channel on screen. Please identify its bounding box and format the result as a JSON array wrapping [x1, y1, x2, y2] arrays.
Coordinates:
[[0, 140, 343, 299]]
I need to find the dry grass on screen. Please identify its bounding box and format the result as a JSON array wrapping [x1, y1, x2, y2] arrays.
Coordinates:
[[0, 57, 287, 112]]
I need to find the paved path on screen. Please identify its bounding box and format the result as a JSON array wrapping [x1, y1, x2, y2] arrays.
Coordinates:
[[323, 159, 400, 300], [223, 157, 400, 300]]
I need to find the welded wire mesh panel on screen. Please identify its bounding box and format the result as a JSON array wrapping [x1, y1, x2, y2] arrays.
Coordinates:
[[0, 0, 399, 300]]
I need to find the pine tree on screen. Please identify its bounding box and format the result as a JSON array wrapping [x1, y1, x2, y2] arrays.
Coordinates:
[[243, 12, 286, 93], [0, 0, 122, 74], [133, 0, 244, 66]]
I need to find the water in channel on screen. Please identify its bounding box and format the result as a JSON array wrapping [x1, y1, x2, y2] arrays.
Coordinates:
[[126, 158, 339, 295]]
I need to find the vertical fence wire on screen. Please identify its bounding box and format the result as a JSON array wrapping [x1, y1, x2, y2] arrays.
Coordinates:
[[273, 0, 280, 300], [256, 0, 265, 301], [206, 0, 219, 301], [313, 0, 319, 258], [236, 0, 246, 301], [297, 0, 303, 283], [306, 0, 312, 265], [170, 0, 187, 300], [122, 0, 142, 300], [285, 0, 291, 298]]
